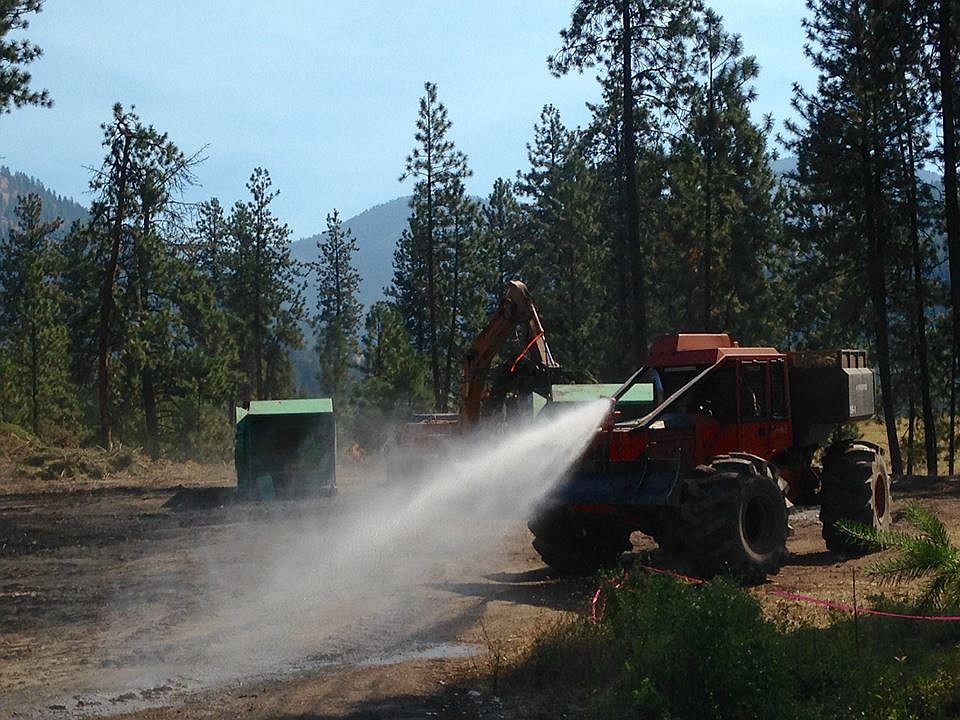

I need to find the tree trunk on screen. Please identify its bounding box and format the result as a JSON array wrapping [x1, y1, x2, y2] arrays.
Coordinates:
[[425, 158, 441, 410], [29, 320, 39, 436], [702, 48, 716, 331], [442, 224, 462, 413], [97, 129, 132, 450], [940, 0, 960, 473], [254, 214, 264, 399], [907, 385, 916, 476], [868, 254, 902, 475], [621, 0, 646, 365], [138, 211, 160, 460], [905, 137, 938, 474]]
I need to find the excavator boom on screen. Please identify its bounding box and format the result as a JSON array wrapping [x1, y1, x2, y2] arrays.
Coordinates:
[[459, 280, 558, 429]]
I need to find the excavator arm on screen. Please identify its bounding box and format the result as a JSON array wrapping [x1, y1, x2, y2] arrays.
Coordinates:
[[459, 280, 559, 429]]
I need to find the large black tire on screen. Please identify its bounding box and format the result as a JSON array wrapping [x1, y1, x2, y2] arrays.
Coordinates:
[[679, 454, 789, 584], [528, 510, 632, 576], [819, 441, 892, 554]]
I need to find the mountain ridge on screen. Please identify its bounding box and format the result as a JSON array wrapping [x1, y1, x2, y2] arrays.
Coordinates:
[[291, 196, 411, 311], [0, 166, 89, 235]]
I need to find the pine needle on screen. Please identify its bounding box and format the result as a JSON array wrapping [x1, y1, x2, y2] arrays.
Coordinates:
[[839, 503, 960, 611]]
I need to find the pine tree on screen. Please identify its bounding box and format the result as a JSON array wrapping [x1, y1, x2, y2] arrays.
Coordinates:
[[59, 218, 102, 423], [550, 0, 702, 368], [0, 0, 51, 113], [785, 0, 927, 475], [661, 9, 787, 343], [478, 178, 527, 310], [356, 301, 430, 450], [310, 209, 362, 407], [167, 248, 238, 460], [180, 196, 245, 457], [81, 104, 202, 451], [516, 105, 608, 374], [0, 194, 77, 438], [224, 168, 305, 402], [63, 104, 206, 454], [391, 81, 476, 410], [193, 198, 230, 304]]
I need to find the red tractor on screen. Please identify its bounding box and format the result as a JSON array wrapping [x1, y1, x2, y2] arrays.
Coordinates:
[[528, 333, 893, 581]]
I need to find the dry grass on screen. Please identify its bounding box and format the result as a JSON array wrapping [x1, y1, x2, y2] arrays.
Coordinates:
[[859, 417, 959, 476], [0, 422, 233, 495]]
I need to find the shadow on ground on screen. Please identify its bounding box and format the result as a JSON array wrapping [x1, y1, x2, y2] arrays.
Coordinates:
[[432, 568, 599, 613]]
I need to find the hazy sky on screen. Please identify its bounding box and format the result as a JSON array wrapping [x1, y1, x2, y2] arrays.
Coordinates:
[[1, 1, 814, 240]]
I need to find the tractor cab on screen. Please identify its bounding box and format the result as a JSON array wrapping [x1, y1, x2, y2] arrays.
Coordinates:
[[605, 334, 793, 475]]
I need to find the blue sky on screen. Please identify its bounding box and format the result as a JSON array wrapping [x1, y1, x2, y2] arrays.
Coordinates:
[[1, 1, 814, 240]]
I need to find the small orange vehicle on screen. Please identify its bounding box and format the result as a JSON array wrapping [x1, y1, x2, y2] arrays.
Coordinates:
[[391, 280, 570, 481]]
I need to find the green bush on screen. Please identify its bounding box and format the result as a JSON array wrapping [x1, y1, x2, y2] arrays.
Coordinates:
[[516, 572, 960, 719], [598, 574, 796, 719]]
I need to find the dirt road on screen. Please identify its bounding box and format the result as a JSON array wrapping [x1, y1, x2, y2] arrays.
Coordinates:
[[1, 464, 957, 719]]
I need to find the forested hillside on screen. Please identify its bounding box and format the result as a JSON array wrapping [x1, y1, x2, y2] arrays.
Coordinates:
[[0, 166, 86, 234], [2, 1, 959, 474]]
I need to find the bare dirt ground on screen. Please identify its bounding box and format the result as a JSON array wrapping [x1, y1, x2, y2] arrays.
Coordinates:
[[1, 440, 958, 719]]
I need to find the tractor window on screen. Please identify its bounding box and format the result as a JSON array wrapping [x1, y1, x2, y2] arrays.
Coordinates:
[[613, 368, 662, 421], [705, 364, 737, 421], [740, 362, 767, 419], [770, 359, 788, 419], [661, 366, 699, 398], [660, 366, 709, 416]]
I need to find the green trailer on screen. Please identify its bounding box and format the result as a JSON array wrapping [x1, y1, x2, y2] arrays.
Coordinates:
[[234, 398, 336, 499], [531, 383, 654, 420]]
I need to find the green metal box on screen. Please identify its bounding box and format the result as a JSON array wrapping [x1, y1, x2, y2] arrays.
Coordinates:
[[234, 398, 336, 499]]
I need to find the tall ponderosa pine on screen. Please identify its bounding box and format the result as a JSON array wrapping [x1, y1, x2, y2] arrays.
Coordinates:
[[225, 168, 305, 402], [786, 0, 921, 474], [516, 105, 608, 374], [83, 104, 201, 453], [477, 177, 528, 307], [311, 209, 362, 407], [929, 0, 960, 471], [0, 194, 77, 438], [391, 81, 477, 410], [0, 0, 51, 113], [662, 9, 787, 343], [550, 0, 702, 369]]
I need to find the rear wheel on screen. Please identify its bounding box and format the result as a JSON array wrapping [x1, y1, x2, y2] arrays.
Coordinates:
[[679, 454, 788, 584], [819, 441, 892, 554], [529, 509, 631, 575]]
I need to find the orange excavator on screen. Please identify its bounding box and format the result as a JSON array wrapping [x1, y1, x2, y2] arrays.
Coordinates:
[[393, 280, 562, 466], [459, 279, 559, 429]]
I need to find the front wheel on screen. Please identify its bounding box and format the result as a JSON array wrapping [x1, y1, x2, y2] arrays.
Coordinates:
[[679, 454, 789, 584], [529, 509, 631, 575], [819, 441, 892, 554]]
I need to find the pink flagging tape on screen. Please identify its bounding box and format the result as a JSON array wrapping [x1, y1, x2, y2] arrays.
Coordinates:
[[767, 588, 960, 622], [591, 573, 628, 622], [590, 565, 960, 623], [590, 586, 604, 622], [638, 564, 704, 585]]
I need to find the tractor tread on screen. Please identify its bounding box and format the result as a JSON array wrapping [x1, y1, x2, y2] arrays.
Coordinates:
[[819, 442, 892, 554]]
